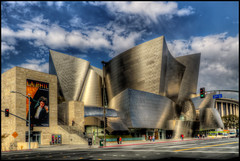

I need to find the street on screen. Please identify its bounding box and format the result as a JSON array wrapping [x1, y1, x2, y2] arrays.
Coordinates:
[[1, 138, 239, 160]]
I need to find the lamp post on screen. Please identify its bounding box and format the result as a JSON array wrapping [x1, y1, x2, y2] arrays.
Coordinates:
[[11, 91, 31, 150], [101, 61, 107, 147]]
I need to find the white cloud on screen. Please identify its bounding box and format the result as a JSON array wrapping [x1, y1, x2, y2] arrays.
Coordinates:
[[55, 1, 64, 9], [90, 1, 194, 23], [1, 15, 144, 57], [19, 62, 49, 73], [110, 32, 142, 57], [4, 58, 49, 74], [69, 16, 83, 27], [176, 6, 194, 16], [5, 1, 40, 6], [167, 33, 239, 91], [1, 42, 17, 55]]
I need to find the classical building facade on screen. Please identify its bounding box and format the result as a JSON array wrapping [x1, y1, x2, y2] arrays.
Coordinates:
[[215, 98, 239, 117]]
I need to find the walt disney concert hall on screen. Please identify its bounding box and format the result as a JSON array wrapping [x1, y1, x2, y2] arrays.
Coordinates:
[[49, 36, 224, 139]]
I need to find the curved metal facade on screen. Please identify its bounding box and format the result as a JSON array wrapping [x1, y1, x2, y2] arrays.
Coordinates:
[[199, 92, 224, 129], [176, 53, 201, 104], [49, 35, 225, 134], [80, 68, 102, 106], [105, 36, 167, 101], [108, 88, 175, 129], [49, 50, 102, 107], [84, 106, 117, 117]]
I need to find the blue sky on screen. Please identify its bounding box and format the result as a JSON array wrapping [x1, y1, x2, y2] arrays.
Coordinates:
[[1, 1, 239, 99]]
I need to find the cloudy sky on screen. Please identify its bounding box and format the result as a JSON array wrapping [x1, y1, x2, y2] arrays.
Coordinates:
[[1, 1, 239, 99]]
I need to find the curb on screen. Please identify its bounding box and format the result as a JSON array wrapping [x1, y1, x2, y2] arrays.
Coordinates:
[[101, 138, 219, 148]]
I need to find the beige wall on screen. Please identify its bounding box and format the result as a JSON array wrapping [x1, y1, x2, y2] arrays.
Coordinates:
[[1, 67, 87, 151], [1, 67, 17, 150], [1, 67, 58, 149], [215, 99, 239, 117]]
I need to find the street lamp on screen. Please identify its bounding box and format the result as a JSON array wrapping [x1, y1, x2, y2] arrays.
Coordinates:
[[101, 61, 107, 147], [10, 91, 31, 150]]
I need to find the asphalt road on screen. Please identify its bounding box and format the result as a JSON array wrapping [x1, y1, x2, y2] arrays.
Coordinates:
[[1, 138, 239, 160]]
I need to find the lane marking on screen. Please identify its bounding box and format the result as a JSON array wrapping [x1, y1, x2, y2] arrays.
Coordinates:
[[173, 151, 239, 153], [174, 142, 238, 152]]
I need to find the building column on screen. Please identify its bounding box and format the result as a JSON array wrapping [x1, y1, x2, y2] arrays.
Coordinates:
[[234, 104, 236, 115], [221, 102, 224, 117], [236, 105, 239, 117], [230, 104, 233, 115], [234, 104, 237, 116], [233, 104, 235, 116], [226, 103, 229, 116]]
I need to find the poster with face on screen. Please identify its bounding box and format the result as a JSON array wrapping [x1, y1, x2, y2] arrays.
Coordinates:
[[26, 79, 49, 127]]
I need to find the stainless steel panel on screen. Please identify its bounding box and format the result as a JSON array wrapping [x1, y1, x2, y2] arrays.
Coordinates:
[[105, 36, 166, 101], [109, 88, 175, 129], [49, 50, 90, 101], [199, 92, 224, 129], [49, 50, 103, 107], [84, 106, 118, 117], [176, 53, 201, 104], [80, 68, 102, 106], [164, 40, 186, 102]]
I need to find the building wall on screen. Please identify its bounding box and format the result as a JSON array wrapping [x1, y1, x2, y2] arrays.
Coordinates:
[[215, 98, 239, 117], [105, 36, 166, 101], [108, 88, 175, 129], [1, 67, 17, 150], [1, 67, 57, 148], [49, 50, 103, 107], [1, 67, 87, 151], [175, 53, 201, 104]]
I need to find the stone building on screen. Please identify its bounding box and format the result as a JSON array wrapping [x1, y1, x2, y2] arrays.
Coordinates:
[[1, 67, 87, 151]]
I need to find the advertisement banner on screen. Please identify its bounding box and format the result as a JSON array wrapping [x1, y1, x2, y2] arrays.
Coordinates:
[[26, 79, 49, 127]]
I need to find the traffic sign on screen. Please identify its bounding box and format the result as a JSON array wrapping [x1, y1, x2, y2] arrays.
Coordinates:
[[213, 94, 222, 99], [12, 132, 18, 138]]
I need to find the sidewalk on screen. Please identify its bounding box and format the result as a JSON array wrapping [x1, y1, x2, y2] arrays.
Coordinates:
[[33, 137, 215, 151]]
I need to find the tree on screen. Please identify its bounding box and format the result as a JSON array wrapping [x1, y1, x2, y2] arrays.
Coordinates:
[[1, 133, 9, 142], [221, 115, 239, 129]]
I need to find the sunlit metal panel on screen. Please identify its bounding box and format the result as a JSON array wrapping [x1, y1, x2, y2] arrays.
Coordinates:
[[176, 53, 201, 104], [105, 36, 166, 101], [80, 68, 102, 106], [199, 92, 224, 129], [84, 106, 118, 117], [109, 88, 175, 129], [49, 50, 90, 101]]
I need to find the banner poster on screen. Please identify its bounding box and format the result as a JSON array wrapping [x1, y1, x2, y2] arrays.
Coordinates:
[[26, 79, 49, 127]]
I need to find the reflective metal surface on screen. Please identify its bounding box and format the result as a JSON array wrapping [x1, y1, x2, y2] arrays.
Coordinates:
[[49, 50, 102, 106], [108, 88, 174, 129], [84, 106, 118, 117], [80, 68, 102, 107], [49, 35, 224, 133], [49, 50, 90, 101], [105, 36, 166, 101], [164, 40, 186, 102], [176, 53, 201, 104], [199, 92, 224, 129]]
